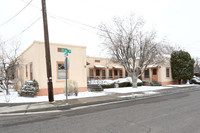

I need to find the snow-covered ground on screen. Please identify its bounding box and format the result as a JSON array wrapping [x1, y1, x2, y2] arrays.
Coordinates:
[[104, 86, 172, 94], [0, 90, 107, 103], [0, 84, 197, 103]]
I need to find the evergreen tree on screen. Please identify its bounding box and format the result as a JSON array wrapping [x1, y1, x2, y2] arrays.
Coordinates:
[[170, 50, 194, 84]]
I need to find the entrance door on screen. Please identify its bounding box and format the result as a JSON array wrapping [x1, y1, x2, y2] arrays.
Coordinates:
[[152, 68, 158, 81]]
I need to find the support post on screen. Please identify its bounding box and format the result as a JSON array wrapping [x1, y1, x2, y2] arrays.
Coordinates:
[[65, 57, 68, 104], [41, 0, 54, 102]]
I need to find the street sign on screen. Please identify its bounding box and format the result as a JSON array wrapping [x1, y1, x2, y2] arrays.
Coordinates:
[[62, 49, 71, 57], [61, 48, 71, 53]]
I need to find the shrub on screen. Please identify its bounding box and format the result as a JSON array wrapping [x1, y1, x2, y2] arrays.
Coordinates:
[[18, 80, 39, 97], [64, 80, 78, 96], [101, 83, 115, 89]]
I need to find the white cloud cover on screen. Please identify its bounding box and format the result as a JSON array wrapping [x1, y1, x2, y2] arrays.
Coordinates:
[[0, 0, 200, 58]]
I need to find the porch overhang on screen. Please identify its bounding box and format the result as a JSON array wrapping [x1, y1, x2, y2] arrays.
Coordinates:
[[94, 65, 105, 68], [147, 64, 158, 68], [113, 66, 123, 69]]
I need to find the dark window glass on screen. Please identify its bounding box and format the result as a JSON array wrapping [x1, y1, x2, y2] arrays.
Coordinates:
[[166, 68, 170, 77], [96, 69, 100, 76], [119, 70, 122, 78], [144, 69, 149, 78], [114, 70, 118, 76], [125, 71, 128, 77], [109, 70, 113, 78], [102, 70, 106, 79], [153, 69, 157, 75]]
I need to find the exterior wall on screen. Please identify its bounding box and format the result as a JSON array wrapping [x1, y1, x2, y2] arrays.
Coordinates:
[[157, 66, 174, 85], [18, 41, 87, 96], [141, 58, 175, 86], [86, 56, 126, 80]]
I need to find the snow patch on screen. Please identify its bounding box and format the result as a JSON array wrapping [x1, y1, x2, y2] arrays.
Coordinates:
[[104, 86, 172, 94]]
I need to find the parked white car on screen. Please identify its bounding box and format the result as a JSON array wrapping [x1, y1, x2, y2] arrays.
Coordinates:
[[190, 76, 200, 84]]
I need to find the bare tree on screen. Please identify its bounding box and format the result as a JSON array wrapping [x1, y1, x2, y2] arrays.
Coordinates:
[[0, 40, 20, 95], [99, 14, 170, 88]]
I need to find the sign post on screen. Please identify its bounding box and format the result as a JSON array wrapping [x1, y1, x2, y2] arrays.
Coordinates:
[[62, 48, 71, 105]]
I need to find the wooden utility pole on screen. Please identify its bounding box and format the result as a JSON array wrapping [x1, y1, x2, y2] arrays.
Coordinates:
[[41, 0, 54, 102]]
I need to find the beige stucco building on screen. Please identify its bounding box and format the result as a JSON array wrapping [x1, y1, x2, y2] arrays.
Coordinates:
[[16, 41, 177, 96], [86, 56, 175, 86], [17, 41, 87, 96], [86, 56, 126, 80], [142, 58, 176, 85]]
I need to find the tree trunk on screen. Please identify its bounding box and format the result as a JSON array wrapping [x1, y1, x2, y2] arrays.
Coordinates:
[[131, 75, 137, 88], [5, 79, 10, 95]]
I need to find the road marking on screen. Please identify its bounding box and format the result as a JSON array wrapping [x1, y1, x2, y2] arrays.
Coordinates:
[[0, 110, 63, 116]]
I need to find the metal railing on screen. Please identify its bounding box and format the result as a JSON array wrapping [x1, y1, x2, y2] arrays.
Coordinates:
[[87, 76, 125, 85]]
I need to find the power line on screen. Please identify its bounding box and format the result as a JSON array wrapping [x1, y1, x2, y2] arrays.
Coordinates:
[[48, 15, 98, 34], [4, 17, 41, 43], [20, 1, 100, 31], [0, 0, 34, 28], [48, 13, 98, 30]]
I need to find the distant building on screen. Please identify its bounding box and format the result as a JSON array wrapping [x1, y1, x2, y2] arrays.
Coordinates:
[[86, 56, 126, 80], [17, 41, 87, 96], [141, 58, 176, 85], [194, 64, 200, 77]]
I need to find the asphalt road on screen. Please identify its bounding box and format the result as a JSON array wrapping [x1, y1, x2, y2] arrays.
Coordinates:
[[1, 88, 200, 133]]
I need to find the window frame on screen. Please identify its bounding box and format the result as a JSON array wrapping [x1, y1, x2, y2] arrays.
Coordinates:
[[144, 69, 149, 78], [30, 63, 33, 80], [119, 69, 123, 78], [109, 69, 113, 78], [25, 65, 28, 78], [96, 69, 100, 76], [89, 68, 94, 78], [166, 68, 170, 78], [153, 69, 157, 75], [114, 70, 118, 76], [102, 69, 106, 79], [57, 62, 67, 80]]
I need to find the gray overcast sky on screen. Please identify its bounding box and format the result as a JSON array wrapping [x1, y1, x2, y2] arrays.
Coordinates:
[[0, 0, 200, 58]]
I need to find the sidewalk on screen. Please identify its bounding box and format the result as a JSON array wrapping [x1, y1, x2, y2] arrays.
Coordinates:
[[0, 85, 199, 114]]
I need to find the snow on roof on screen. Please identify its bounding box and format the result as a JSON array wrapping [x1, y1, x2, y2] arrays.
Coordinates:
[[113, 66, 123, 69], [94, 65, 105, 68], [147, 64, 158, 68]]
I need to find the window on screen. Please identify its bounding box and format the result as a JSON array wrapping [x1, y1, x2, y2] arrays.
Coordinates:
[[30, 63, 33, 80], [119, 70, 123, 78], [153, 69, 157, 75], [166, 68, 170, 77], [125, 71, 128, 77], [25, 65, 28, 78], [114, 70, 118, 76], [58, 63, 65, 79], [102, 70, 106, 79], [89, 69, 94, 78], [109, 69, 113, 78], [144, 69, 149, 78], [96, 69, 100, 76]]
